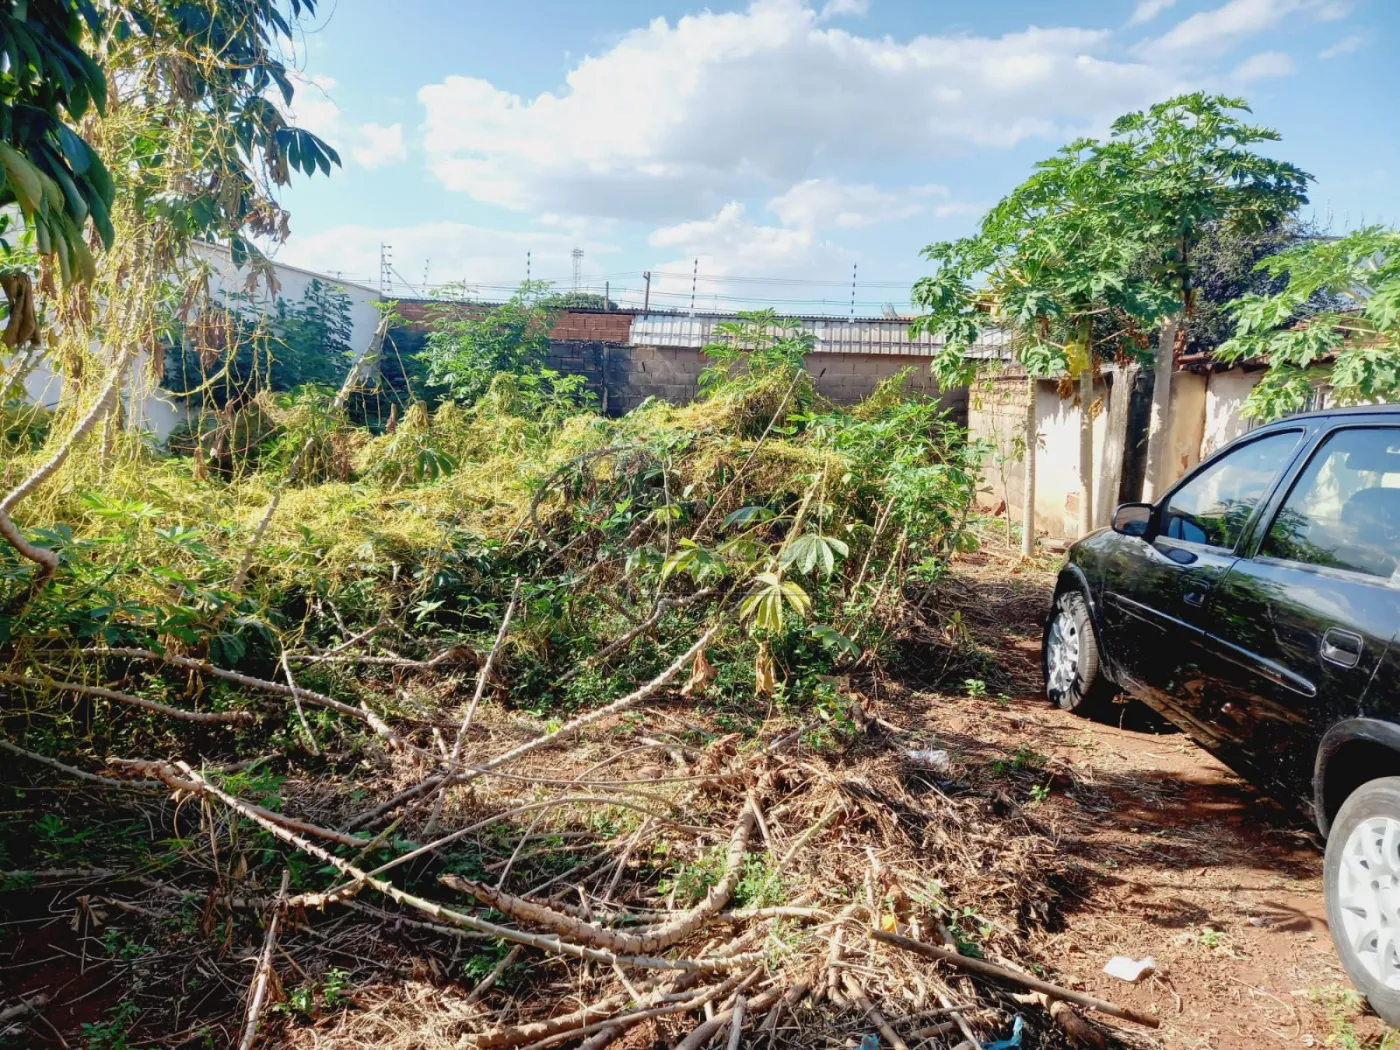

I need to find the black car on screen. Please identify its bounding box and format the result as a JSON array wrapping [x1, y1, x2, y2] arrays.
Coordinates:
[[1043, 406, 1400, 1022]]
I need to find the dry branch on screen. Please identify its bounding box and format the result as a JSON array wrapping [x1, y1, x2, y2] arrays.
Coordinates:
[[153, 761, 761, 972], [86, 647, 410, 749], [843, 973, 910, 1050], [0, 739, 162, 791], [0, 672, 256, 724], [236, 869, 289, 1050], [442, 799, 755, 955], [114, 759, 370, 848], [354, 622, 725, 829], [427, 577, 520, 832], [870, 929, 1160, 1029]]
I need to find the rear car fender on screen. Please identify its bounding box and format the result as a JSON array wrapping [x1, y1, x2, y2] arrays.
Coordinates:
[[1315, 719, 1400, 838]]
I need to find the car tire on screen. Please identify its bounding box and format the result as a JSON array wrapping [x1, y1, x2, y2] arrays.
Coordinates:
[[1325, 776, 1400, 1026], [1043, 590, 1110, 714]]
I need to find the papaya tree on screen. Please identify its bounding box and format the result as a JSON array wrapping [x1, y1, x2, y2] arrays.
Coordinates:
[[914, 138, 1165, 548], [1104, 94, 1309, 500], [1217, 227, 1400, 419]]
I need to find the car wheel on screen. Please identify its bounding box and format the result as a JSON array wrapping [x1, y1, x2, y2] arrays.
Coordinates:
[[1043, 591, 1107, 714], [1325, 776, 1400, 1026]]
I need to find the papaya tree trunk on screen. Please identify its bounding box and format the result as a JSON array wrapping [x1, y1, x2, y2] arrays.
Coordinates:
[[1078, 363, 1094, 539], [1141, 315, 1179, 502], [1021, 372, 1036, 558]]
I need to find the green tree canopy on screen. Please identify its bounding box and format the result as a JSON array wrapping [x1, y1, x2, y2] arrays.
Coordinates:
[[1218, 227, 1400, 419]]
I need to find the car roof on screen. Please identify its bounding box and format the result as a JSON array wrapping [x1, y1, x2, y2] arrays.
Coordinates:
[[1254, 403, 1400, 427]]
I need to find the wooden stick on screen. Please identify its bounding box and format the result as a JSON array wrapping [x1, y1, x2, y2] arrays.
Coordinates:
[[86, 647, 410, 749], [427, 578, 520, 833], [725, 995, 746, 1050], [0, 672, 255, 724], [870, 929, 1160, 1029], [463, 945, 522, 1007], [843, 974, 909, 1050], [112, 760, 370, 848], [0, 740, 162, 792], [441, 800, 753, 955], [0, 991, 50, 1025], [237, 869, 289, 1050], [154, 762, 760, 973]]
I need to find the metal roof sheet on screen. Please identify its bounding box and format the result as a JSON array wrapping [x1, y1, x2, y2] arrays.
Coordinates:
[[628, 313, 1011, 358]]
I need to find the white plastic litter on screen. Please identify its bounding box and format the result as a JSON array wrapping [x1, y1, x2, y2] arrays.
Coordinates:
[[1102, 955, 1156, 983], [903, 748, 951, 773]]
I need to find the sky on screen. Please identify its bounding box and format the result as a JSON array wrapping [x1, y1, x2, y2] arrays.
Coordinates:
[[269, 0, 1400, 315]]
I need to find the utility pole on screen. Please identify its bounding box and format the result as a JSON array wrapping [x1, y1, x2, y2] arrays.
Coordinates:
[[526, 250, 531, 286], [643, 271, 651, 313], [379, 243, 392, 297], [690, 258, 698, 315], [604, 281, 610, 309], [850, 262, 857, 319], [572, 248, 584, 292], [422, 259, 430, 294]]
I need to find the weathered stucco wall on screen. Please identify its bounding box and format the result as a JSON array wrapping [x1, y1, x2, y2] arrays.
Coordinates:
[[1201, 368, 1262, 459], [969, 367, 1121, 541]]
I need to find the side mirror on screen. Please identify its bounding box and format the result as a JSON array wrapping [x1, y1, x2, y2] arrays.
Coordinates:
[[1112, 502, 1153, 538]]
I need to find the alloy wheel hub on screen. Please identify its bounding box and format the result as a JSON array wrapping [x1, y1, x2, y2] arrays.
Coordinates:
[[1338, 815, 1400, 989], [1046, 610, 1079, 697]]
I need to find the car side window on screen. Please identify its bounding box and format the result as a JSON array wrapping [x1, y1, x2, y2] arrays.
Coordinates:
[[1160, 430, 1302, 550], [1261, 427, 1400, 579]]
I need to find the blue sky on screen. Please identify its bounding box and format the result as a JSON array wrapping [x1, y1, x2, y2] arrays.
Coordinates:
[[271, 0, 1399, 314]]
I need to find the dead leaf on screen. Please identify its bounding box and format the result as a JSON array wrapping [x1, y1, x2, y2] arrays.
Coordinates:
[[680, 646, 716, 697]]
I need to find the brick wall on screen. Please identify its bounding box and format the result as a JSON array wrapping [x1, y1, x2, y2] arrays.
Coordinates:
[[393, 300, 635, 343]]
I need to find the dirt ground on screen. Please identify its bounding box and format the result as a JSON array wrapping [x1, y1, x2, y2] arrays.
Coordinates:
[[896, 547, 1395, 1050], [4, 542, 1397, 1050]]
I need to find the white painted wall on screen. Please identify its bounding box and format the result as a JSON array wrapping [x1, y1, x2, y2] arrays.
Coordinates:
[[3, 247, 384, 444], [1033, 377, 1110, 539], [1201, 368, 1262, 459]]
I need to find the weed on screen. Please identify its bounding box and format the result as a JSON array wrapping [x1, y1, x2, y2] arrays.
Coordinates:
[[964, 678, 988, 698]]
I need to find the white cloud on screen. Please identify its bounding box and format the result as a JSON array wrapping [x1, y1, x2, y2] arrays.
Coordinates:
[[286, 73, 409, 170], [818, 0, 869, 18], [768, 179, 956, 230], [274, 222, 617, 293], [1230, 49, 1297, 81], [1127, 0, 1176, 26], [352, 123, 407, 168], [645, 202, 845, 303], [1146, 0, 1349, 57], [418, 0, 1174, 223], [1319, 33, 1365, 58]]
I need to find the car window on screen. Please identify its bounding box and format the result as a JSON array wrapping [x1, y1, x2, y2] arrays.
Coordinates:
[[1161, 430, 1302, 549], [1261, 427, 1400, 579]]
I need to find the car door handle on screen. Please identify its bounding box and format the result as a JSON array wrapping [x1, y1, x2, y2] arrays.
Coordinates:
[[1182, 581, 1212, 607], [1321, 628, 1364, 668]]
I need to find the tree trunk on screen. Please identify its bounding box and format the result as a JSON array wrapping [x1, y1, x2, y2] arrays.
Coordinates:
[[1078, 364, 1094, 539], [1021, 373, 1036, 559], [1141, 316, 1179, 503], [1096, 362, 1138, 527]]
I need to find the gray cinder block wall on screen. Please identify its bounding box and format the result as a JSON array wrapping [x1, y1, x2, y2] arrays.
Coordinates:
[[547, 339, 967, 426]]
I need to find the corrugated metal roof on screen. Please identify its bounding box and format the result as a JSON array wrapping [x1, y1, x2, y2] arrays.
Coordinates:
[[628, 313, 1011, 358]]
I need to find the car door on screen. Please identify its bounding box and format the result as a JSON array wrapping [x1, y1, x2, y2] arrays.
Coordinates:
[[1099, 427, 1307, 742], [1193, 424, 1400, 806]]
